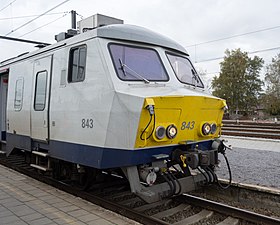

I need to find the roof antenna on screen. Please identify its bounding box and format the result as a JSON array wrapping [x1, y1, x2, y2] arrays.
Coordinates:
[[55, 10, 78, 42], [71, 10, 77, 29]]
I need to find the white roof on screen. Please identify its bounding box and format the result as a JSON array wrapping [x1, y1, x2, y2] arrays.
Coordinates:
[[0, 24, 188, 66], [95, 24, 188, 55]]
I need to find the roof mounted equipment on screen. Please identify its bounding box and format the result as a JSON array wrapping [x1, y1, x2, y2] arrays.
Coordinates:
[[77, 14, 123, 33]]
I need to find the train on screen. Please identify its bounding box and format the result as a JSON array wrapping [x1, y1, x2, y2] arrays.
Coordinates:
[[0, 14, 230, 203]]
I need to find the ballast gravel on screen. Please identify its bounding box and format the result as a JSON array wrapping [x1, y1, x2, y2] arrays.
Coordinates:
[[216, 147, 280, 189]]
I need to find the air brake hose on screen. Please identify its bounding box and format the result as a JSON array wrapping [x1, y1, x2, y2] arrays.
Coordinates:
[[206, 166, 218, 182], [167, 172, 177, 195], [168, 171, 182, 195], [216, 152, 232, 189], [203, 167, 214, 183], [197, 167, 209, 185], [161, 173, 174, 197]]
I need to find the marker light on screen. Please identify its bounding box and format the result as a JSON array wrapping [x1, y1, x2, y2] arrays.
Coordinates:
[[155, 126, 166, 139], [202, 123, 211, 135], [210, 123, 217, 134], [166, 124, 177, 139]]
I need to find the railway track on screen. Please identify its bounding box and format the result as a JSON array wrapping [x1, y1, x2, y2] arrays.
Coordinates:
[[1, 152, 279, 225], [221, 120, 280, 139]]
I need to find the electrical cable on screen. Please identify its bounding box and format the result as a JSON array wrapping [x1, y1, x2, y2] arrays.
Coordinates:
[[140, 114, 152, 140], [0, 0, 17, 14], [0, 35, 50, 46], [5, 0, 70, 36], [186, 24, 280, 48], [0, 12, 68, 21], [195, 46, 280, 64], [19, 12, 68, 37], [216, 153, 232, 189], [140, 113, 155, 140]]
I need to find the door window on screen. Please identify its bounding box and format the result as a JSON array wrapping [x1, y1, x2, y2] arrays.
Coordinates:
[[14, 77, 24, 111], [34, 71, 47, 111]]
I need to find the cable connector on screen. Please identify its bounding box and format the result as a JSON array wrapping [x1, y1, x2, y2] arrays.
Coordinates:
[[144, 98, 155, 115], [146, 105, 154, 115]]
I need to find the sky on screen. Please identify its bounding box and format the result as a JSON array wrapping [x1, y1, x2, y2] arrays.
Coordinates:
[[1, 0, 280, 88]]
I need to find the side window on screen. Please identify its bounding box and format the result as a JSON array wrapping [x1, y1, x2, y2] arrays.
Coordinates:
[[34, 71, 47, 111], [68, 45, 87, 83], [14, 77, 24, 111]]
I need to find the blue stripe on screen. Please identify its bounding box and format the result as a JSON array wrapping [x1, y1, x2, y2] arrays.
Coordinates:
[[7, 133, 214, 169], [49, 140, 174, 169]]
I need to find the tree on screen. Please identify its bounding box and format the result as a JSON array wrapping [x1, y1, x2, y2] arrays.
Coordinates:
[[263, 54, 280, 115], [212, 49, 264, 115]]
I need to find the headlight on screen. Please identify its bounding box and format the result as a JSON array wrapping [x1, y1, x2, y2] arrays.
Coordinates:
[[210, 123, 217, 134], [166, 124, 177, 139], [155, 126, 166, 139], [202, 123, 211, 135]]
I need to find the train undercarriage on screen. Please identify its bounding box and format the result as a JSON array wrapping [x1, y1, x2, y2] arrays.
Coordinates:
[[0, 138, 231, 203]]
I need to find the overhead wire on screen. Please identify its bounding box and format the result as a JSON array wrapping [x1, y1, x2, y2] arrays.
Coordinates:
[[0, 12, 68, 21], [0, 0, 17, 14], [19, 12, 69, 37], [186, 24, 280, 71], [5, 0, 70, 36], [195, 46, 280, 64], [186, 24, 280, 47]]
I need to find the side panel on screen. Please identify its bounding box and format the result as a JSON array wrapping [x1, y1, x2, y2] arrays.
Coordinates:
[[31, 55, 53, 142], [6, 61, 33, 153], [49, 39, 113, 147]]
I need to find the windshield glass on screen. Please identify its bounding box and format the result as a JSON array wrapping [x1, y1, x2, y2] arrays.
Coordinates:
[[109, 44, 169, 82], [166, 53, 204, 88]]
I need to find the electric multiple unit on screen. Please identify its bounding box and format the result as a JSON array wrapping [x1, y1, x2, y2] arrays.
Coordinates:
[[0, 14, 230, 202]]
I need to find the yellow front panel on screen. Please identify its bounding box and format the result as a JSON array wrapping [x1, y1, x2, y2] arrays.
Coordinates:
[[135, 96, 226, 148]]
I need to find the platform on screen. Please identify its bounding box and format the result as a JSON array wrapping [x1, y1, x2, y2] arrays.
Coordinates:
[[221, 135, 280, 153], [0, 165, 139, 225]]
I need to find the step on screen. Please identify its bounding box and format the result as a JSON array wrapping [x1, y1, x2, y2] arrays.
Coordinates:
[[30, 164, 51, 171], [31, 151, 49, 157]]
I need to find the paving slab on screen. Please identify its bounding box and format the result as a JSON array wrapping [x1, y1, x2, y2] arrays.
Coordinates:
[[0, 165, 140, 225]]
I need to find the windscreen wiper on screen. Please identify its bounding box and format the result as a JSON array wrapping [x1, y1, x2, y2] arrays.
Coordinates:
[[119, 58, 150, 83], [191, 69, 199, 87]]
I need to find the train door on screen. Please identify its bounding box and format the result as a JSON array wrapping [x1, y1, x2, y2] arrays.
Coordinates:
[[31, 55, 53, 142], [0, 70, 9, 142]]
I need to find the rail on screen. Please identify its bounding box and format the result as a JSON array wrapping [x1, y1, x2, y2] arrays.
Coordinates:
[[222, 120, 280, 139], [183, 194, 280, 225]]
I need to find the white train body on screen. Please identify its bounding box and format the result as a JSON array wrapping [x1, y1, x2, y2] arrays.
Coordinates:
[[0, 15, 227, 202]]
